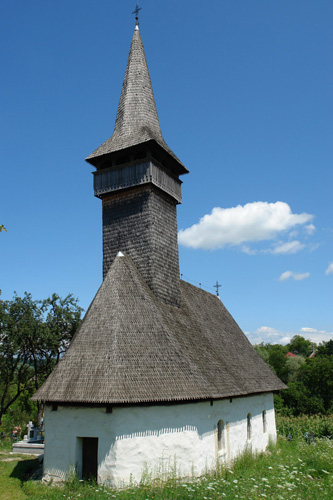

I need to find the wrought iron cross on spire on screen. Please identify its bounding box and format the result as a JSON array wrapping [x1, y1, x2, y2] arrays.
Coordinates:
[[132, 3, 142, 26]]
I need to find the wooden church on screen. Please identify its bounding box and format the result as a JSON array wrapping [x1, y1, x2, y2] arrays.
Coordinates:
[[33, 16, 285, 486]]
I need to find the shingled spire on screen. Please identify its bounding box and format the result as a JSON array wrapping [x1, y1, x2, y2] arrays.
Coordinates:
[[86, 26, 188, 307], [86, 27, 187, 175]]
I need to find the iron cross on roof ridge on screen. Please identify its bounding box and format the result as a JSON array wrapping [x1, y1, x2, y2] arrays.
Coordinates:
[[132, 3, 142, 26], [214, 281, 222, 297]]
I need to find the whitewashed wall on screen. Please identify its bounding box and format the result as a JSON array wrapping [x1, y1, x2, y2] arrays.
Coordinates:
[[43, 392, 276, 486]]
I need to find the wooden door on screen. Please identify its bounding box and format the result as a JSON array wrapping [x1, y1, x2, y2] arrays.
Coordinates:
[[82, 437, 98, 481]]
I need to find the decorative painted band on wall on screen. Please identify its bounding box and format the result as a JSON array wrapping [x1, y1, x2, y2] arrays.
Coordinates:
[[93, 160, 182, 203]]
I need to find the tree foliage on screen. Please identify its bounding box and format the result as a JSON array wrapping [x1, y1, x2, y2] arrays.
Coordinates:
[[255, 335, 333, 416], [285, 355, 305, 382], [316, 339, 333, 357], [0, 292, 82, 427], [288, 335, 313, 357]]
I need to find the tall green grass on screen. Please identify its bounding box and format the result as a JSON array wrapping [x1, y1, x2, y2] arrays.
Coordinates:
[[276, 413, 333, 439]]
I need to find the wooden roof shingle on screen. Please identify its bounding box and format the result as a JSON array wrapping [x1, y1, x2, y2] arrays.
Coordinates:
[[33, 254, 286, 404]]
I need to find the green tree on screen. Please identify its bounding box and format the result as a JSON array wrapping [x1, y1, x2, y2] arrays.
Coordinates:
[[0, 292, 82, 427], [254, 343, 269, 363], [281, 381, 309, 415], [0, 293, 38, 428], [286, 355, 305, 382], [287, 335, 312, 357], [0, 225, 6, 232], [316, 340, 333, 357], [281, 380, 325, 415], [267, 344, 288, 383], [254, 336, 333, 416], [280, 355, 333, 415], [300, 356, 333, 413]]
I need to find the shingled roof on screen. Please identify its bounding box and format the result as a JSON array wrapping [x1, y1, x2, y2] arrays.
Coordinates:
[[33, 254, 285, 405], [86, 27, 187, 175]]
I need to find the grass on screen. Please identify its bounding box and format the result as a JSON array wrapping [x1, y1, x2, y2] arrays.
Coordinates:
[[0, 452, 38, 500], [0, 434, 332, 499]]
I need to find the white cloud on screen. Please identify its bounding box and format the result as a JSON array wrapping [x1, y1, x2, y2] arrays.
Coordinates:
[[246, 326, 286, 345], [241, 245, 258, 255], [271, 240, 305, 255], [300, 327, 333, 344], [301, 327, 325, 334], [256, 326, 279, 336], [178, 201, 314, 250], [305, 224, 316, 235], [325, 262, 333, 275], [246, 326, 333, 345], [279, 270, 310, 281], [309, 243, 321, 253]]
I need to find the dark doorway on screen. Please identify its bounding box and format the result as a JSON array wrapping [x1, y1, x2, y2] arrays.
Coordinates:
[[82, 437, 98, 481]]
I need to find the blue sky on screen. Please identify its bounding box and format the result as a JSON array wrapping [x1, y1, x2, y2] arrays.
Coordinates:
[[1, 1, 332, 345]]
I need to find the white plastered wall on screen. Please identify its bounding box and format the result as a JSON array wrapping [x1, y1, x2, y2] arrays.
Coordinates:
[[43, 392, 276, 486]]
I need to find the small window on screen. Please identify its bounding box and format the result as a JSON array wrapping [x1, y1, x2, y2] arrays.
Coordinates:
[[247, 413, 252, 441], [217, 419, 225, 452], [262, 410, 267, 433]]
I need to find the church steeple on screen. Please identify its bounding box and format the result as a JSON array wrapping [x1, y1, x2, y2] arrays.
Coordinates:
[[86, 28, 187, 176], [86, 25, 188, 307]]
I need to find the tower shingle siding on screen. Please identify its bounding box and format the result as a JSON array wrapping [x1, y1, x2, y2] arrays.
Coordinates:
[[102, 185, 180, 306]]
